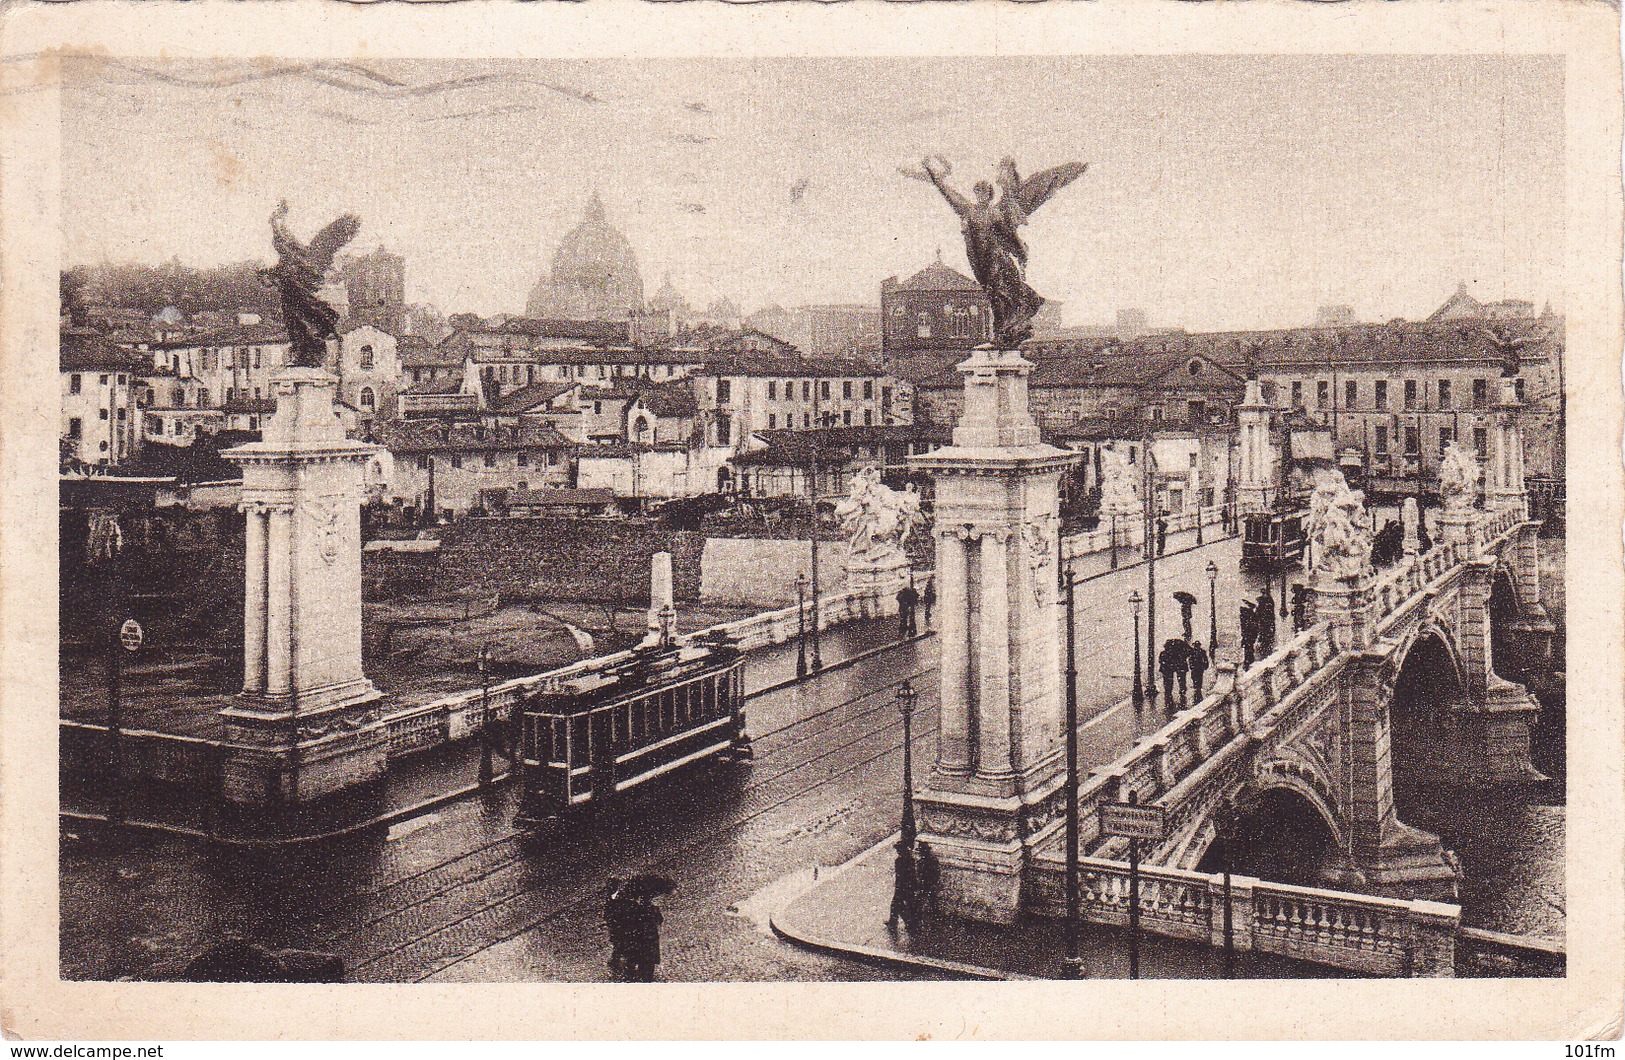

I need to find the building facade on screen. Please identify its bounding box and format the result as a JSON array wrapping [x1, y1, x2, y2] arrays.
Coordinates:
[[62, 328, 145, 467], [880, 254, 993, 357]]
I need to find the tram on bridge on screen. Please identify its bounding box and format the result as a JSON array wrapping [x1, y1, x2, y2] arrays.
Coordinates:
[[514, 633, 751, 828], [1240, 509, 1307, 572]]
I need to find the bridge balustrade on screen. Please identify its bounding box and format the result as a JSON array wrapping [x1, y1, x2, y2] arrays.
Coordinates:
[[1028, 854, 1459, 977]]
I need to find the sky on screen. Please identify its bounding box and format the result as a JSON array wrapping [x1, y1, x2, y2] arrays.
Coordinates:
[[60, 54, 1564, 332]]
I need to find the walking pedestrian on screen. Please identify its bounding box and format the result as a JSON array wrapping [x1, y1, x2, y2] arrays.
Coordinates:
[[1187, 639, 1209, 700], [1291, 584, 1310, 633], [1255, 589, 1277, 654], [1156, 513, 1169, 556], [921, 581, 937, 626], [1240, 601, 1257, 669], [1159, 638, 1185, 707], [626, 895, 662, 982], [915, 842, 942, 920], [897, 579, 920, 639], [888, 841, 918, 934]]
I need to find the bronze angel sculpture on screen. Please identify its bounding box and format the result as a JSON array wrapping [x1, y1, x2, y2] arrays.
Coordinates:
[[263, 200, 361, 367], [905, 155, 1088, 348], [1478, 323, 1544, 381]]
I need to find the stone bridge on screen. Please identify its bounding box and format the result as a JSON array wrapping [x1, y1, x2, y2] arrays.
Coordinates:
[[911, 350, 1555, 976]]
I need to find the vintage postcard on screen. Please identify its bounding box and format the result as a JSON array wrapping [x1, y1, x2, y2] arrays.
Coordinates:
[[0, 0, 1620, 1041]]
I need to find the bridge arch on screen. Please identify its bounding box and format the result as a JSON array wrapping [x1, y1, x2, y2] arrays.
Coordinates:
[[1195, 782, 1342, 888], [1388, 626, 1472, 807]]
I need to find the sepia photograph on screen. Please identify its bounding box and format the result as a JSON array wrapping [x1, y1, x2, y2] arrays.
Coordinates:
[[2, 0, 1620, 1041]]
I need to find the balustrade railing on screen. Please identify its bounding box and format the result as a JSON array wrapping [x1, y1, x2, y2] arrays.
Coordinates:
[[1029, 854, 1460, 977]]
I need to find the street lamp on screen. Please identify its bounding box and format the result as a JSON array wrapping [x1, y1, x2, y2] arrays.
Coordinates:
[[1060, 567, 1084, 979], [477, 643, 494, 787], [1206, 559, 1219, 653], [1130, 590, 1144, 711], [1216, 798, 1240, 979], [795, 571, 808, 679], [897, 681, 918, 849]]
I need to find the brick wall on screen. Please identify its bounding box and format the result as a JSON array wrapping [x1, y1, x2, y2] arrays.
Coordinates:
[[434, 518, 706, 603]]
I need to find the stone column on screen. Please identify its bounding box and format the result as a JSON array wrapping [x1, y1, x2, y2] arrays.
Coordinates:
[[909, 348, 1079, 924], [976, 529, 1013, 780], [643, 551, 674, 646], [221, 367, 386, 807], [264, 505, 293, 697], [1235, 379, 1274, 513], [242, 506, 268, 694], [935, 529, 971, 776]]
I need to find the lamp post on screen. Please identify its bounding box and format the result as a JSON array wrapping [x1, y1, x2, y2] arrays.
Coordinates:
[[1109, 512, 1119, 570], [897, 681, 918, 849], [808, 386, 823, 673], [1206, 559, 1219, 653], [477, 643, 494, 787], [795, 571, 808, 679], [1061, 565, 1084, 979], [1143, 437, 1158, 703], [1130, 590, 1144, 711]]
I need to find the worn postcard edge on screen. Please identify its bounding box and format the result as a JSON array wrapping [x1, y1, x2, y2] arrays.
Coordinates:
[[0, 0, 1620, 1041]]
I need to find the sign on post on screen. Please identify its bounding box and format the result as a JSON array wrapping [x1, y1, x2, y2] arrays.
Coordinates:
[[1099, 800, 1167, 841], [119, 619, 144, 653]]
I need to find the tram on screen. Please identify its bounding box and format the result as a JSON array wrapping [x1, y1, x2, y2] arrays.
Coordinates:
[[514, 633, 751, 828], [1240, 509, 1307, 572]]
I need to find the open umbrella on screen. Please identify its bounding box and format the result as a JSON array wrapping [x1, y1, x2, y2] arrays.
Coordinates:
[[622, 874, 678, 900]]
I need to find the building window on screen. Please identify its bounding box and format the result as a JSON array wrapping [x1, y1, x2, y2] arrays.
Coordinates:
[[864, 409, 873, 426], [253, 349, 261, 368], [767, 381, 777, 401], [67, 417, 81, 439], [717, 379, 732, 403], [803, 412, 811, 428], [1188, 399, 1207, 422], [100, 374, 109, 386], [1290, 382, 1303, 408], [917, 312, 931, 339], [1314, 380, 1328, 409], [360, 344, 375, 369], [517, 451, 529, 466], [116, 407, 126, 422], [881, 386, 892, 407], [484, 452, 496, 468], [1344, 380, 1357, 408], [1472, 378, 1488, 407], [359, 387, 376, 410], [99, 408, 108, 421], [1404, 379, 1418, 409], [802, 381, 811, 401], [843, 381, 853, 400], [1374, 380, 1388, 410], [1438, 379, 1452, 409], [418, 455, 430, 470], [1438, 426, 1454, 455], [716, 414, 731, 446], [1373, 424, 1389, 460], [820, 381, 831, 400], [863, 380, 874, 400], [1514, 377, 1526, 402], [548, 451, 559, 466], [69, 374, 81, 395], [1405, 426, 1420, 456], [1473, 427, 1488, 457], [843, 409, 852, 425], [594, 401, 602, 415], [768, 413, 777, 429], [450, 454, 463, 469]]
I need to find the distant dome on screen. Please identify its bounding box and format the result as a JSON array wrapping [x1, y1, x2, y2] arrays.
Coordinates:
[[525, 194, 645, 321]]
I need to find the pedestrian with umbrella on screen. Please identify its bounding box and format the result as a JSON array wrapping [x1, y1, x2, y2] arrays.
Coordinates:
[[619, 874, 675, 982], [1239, 601, 1257, 669], [1173, 590, 1198, 642]]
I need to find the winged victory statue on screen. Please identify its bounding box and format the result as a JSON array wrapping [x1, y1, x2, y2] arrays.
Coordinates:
[[904, 155, 1088, 348], [263, 200, 362, 368]]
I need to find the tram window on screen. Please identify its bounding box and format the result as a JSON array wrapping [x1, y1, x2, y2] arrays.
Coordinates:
[[571, 716, 589, 760], [631, 700, 645, 743], [662, 690, 675, 732], [550, 718, 568, 765], [703, 679, 714, 720]]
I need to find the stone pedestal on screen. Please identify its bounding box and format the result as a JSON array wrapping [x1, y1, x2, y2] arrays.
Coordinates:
[[1488, 378, 1530, 517], [1451, 677, 1547, 785], [844, 549, 912, 597], [909, 348, 1080, 923], [221, 368, 386, 805], [641, 551, 675, 647]]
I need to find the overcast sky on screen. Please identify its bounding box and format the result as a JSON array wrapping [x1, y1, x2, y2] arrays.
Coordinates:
[[61, 54, 1563, 332]]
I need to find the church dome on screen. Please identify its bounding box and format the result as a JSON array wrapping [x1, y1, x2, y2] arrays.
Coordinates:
[[525, 195, 646, 321]]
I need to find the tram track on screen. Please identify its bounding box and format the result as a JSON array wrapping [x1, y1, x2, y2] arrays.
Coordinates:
[[355, 713, 938, 982], [311, 657, 936, 951]]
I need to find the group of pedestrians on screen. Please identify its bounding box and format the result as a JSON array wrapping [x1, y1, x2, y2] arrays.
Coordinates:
[[896, 578, 935, 639], [887, 839, 942, 935], [604, 879, 664, 982], [1155, 636, 1210, 708], [1239, 589, 1278, 669]]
